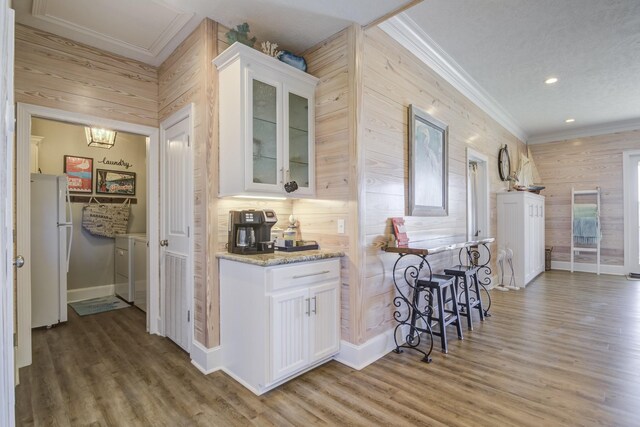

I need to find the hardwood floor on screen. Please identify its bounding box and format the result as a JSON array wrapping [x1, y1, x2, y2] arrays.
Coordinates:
[[16, 271, 640, 426]]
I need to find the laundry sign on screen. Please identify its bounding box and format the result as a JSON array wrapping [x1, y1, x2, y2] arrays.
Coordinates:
[[96, 156, 133, 170]]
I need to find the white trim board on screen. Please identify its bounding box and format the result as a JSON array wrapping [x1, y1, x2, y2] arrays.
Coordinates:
[[551, 261, 625, 276], [190, 341, 222, 375], [377, 14, 640, 146], [527, 118, 640, 145], [334, 326, 407, 370], [623, 150, 640, 275], [379, 14, 527, 142], [67, 284, 115, 303]]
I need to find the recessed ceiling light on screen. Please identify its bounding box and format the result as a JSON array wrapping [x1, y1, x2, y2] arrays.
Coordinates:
[[565, 118, 575, 123], [545, 77, 559, 85]]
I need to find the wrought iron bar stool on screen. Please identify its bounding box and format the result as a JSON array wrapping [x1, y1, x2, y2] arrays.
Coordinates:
[[443, 265, 485, 330], [414, 274, 463, 353]]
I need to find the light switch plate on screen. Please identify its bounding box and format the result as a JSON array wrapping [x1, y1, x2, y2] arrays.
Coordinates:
[[337, 219, 345, 234]]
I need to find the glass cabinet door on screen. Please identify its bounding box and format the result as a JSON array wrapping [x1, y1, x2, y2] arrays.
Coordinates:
[[287, 92, 310, 191], [252, 79, 278, 186]]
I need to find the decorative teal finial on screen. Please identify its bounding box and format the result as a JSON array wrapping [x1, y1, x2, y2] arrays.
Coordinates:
[[226, 23, 257, 48]]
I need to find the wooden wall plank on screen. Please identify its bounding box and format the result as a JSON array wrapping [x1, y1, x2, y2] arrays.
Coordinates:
[[360, 27, 525, 342], [293, 28, 357, 342], [15, 25, 156, 78], [14, 24, 158, 127], [159, 19, 218, 346], [529, 129, 640, 266]]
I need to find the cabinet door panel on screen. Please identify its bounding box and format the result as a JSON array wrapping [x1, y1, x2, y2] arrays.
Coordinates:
[[248, 73, 282, 191], [524, 202, 533, 282], [287, 92, 309, 189], [284, 87, 315, 196], [271, 288, 309, 382], [309, 281, 340, 362]]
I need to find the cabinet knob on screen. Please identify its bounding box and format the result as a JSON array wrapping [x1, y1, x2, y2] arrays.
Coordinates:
[[160, 240, 169, 247]]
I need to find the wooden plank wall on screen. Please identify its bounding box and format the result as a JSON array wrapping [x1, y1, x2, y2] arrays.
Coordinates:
[[158, 19, 217, 347], [14, 25, 158, 127], [360, 27, 525, 342], [295, 28, 355, 341], [529, 130, 640, 266]]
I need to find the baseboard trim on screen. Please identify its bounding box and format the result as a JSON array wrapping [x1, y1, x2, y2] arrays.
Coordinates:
[[551, 261, 625, 276], [190, 341, 222, 375], [334, 326, 408, 370], [67, 284, 114, 303]]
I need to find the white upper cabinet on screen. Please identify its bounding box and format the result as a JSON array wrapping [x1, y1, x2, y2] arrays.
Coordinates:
[[214, 43, 318, 197]]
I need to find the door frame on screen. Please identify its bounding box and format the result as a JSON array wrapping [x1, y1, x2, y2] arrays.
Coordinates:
[[15, 103, 160, 368], [466, 148, 490, 237], [1, 1, 15, 424], [158, 103, 194, 351], [623, 149, 640, 274]]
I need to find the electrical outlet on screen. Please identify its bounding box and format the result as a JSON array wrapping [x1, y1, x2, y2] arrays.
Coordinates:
[[337, 219, 345, 234]]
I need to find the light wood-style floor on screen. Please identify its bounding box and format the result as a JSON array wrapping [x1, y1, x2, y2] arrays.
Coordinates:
[[16, 271, 640, 426]]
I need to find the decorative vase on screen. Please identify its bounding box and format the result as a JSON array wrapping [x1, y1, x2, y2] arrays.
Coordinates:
[[276, 51, 307, 72]]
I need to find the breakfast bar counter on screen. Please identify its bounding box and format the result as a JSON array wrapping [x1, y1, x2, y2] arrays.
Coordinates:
[[384, 235, 495, 256], [383, 235, 495, 362]]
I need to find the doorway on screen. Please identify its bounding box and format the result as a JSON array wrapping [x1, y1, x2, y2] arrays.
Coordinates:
[[29, 118, 148, 326], [467, 148, 489, 237], [159, 104, 194, 353], [624, 150, 640, 276], [15, 103, 160, 368]]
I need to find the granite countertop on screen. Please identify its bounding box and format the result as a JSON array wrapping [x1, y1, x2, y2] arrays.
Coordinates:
[[216, 249, 344, 267]]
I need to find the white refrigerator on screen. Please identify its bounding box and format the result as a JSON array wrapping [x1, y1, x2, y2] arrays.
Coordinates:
[[30, 174, 73, 328]]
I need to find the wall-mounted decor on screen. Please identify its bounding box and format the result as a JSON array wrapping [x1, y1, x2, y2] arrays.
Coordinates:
[[63, 155, 93, 193], [96, 169, 136, 195], [96, 156, 133, 169], [498, 144, 511, 181], [408, 105, 448, 216]]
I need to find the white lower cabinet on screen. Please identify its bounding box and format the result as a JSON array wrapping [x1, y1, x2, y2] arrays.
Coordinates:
[[220, 258, 340, 395], [497, 191, 545, 287]]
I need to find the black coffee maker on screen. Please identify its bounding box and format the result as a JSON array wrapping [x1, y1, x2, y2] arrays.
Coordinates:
[[228, 209, 277, 254]]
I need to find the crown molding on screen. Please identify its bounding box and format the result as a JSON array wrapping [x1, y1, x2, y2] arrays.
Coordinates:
[[31, 0, 193, 61], [379, 14, 528, 142], [526, 117, 640, 145]]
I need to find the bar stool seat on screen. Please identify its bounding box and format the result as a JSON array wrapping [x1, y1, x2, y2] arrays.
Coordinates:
[[414, 274, 463, 353], [444, 265, 485, 330]]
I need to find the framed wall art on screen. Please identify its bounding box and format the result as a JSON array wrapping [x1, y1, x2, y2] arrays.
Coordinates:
[[408, 105, 448, 216], [63, 155, 93, 193], [95, 169, 136, 196]]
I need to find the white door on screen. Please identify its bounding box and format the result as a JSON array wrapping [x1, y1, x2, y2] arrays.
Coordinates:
[[270, 288, 309, 382], [160, 115, 192, 352], [308, 282, 339, 363], [0, 1, 15, 424], [625, 153, 640, 275]]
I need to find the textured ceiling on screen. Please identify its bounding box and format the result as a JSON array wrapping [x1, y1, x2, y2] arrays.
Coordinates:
[[405, 0, 640, 141], [14, 0, 640, 141], [15, 0, 407, 65]]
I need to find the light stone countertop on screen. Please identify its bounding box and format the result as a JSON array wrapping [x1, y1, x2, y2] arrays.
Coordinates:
[[216, 249, 345, 267]]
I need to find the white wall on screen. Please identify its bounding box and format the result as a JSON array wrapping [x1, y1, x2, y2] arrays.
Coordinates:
[[32, 118, 147, 290]]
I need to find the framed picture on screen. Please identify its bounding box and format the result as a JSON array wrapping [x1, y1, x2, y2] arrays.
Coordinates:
[[408, 105, 448, 216], [63, 155, 93, 193], [95, 169, 136, 195]]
